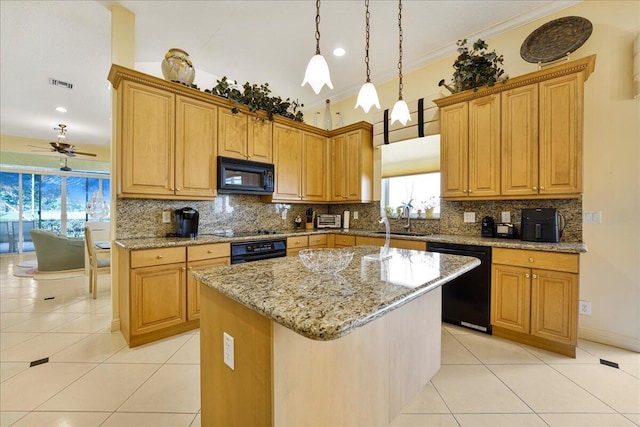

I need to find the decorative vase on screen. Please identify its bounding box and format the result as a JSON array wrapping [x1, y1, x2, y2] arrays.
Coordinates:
[[323, 99, 333, 131], [161, 48, 195, 85]]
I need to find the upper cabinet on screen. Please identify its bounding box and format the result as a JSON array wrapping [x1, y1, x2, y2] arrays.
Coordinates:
[[218, 107, 273, 163], [435, 55, 595, 201], [108, 65, 374, 203]]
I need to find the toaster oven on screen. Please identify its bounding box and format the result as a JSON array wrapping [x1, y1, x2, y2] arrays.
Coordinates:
[[316, 214, 341, 228]]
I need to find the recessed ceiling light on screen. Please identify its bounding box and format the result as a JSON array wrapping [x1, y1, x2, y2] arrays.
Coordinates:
[[56, 106, 67, 113], [333, 47, 346, 57]]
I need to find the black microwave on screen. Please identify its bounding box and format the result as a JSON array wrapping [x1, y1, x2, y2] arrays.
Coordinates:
[[217, 156, 275, 195]]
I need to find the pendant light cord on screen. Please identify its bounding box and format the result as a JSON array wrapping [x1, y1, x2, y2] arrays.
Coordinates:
[[397, 0, 404, 100], [364, 0, 371, 83], [315, 0, 321, 55]]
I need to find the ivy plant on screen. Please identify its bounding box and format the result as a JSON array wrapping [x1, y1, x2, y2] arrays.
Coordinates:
[[439, 39, 508, 93], [206, 77, 304, 122]]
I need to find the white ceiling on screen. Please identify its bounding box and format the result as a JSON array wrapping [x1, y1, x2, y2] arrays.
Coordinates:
[[0, 0, 579, 149]]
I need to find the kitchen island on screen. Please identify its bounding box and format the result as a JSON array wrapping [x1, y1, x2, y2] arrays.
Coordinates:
[[192, 246, 480, 426]]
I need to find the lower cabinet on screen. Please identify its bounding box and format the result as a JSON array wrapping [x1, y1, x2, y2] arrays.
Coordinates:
[[331, 234, 356, 248], [286, 234, 328, 256], [118, 243, 229, 347], [187, 244, 231, 320], [491, 247, 579, 357], [355, 235, 427, 251]]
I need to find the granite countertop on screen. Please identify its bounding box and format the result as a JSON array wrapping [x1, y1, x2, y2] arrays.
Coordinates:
[[191, 246, 480, 341], [115, 229, 586, 253]]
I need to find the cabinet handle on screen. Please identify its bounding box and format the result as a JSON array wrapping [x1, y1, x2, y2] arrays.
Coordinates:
[[182, 267, 187, 272], [188, 266, 193, 271], [157, 255, 163, 259], [526, 273, 530, 278], [533, 274, 538, 279], [540, 186, 545, 190], [529, 257, 534, 263], [533, 186, 538, 190], [207, 250, 213, 253], [468, 190, 473, 193]]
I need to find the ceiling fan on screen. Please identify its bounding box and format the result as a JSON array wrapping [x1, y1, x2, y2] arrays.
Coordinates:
[[30, 124, 98, 158]]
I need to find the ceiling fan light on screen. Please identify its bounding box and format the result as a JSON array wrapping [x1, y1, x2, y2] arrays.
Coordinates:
[[302, 54, 333, 94], [391, 99, 411, 126], [56, 106, 67, 113], [355, 82, 380, 113]]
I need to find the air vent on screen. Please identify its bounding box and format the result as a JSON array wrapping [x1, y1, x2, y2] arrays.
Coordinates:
[[49, 78, 73, 89]]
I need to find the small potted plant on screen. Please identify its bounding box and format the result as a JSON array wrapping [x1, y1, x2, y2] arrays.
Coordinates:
[[438, 39, 508, 93]]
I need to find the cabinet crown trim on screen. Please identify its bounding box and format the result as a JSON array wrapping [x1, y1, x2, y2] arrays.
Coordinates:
[[434, 55, 595, 107]]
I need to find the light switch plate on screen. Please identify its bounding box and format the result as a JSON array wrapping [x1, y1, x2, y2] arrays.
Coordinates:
[[463, 212, 475, 223], [353, 211, 358, 220], [501, 211, 511, 223], [162, 211, 171, 223], [223, 332, 234, 370]]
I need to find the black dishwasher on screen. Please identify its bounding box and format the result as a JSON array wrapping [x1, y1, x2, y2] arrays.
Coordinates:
[[428, 242, 492, 334]]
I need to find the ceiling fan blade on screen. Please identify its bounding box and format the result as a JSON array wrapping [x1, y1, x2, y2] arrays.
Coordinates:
[[71, 151, 97, 157]]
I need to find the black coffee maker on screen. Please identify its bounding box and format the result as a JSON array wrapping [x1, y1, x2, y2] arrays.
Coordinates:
[[175, 207, 199, 238], [481, 216, 495, 237]]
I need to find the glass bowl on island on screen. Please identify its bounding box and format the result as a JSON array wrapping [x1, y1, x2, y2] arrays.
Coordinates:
[[298, 248, 355, 275]]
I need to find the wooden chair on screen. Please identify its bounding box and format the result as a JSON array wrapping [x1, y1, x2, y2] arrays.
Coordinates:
[[84, 226, 111, 299]]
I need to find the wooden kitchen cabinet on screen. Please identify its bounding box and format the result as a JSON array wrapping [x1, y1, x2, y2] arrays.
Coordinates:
[[271, 123, 327, 202], [435, 55, 595, 201], [218, 107, 272, 162], [331, 234, 356, 248], [440, 95, 500, 199], [117, 243, 230, 347], [329, 126, 374, 202], [355, 235, 427, 251], [287, 234, 329, 256], [187, 243, 231, 320], [491, 247, 579, 357], [116, 79, 217, 200]]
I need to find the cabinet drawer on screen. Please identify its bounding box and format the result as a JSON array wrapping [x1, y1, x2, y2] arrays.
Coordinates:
[[131, 247, 186, 268], [287, 236, 309, 249], [390, 239, 427, 251], [188, 243, 230, 261], [493, 248, 579, 273], [356, 236, 384, 247], [308, 234, 328, 246], [334, 235, 356, 247]]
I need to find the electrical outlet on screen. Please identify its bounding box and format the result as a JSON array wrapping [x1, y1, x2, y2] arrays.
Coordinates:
[[501, 211, 511, 223], [584, 211, 602, 224], [223, 332, 235, 370], [579, 301, 592, 316], [281, 210, 287, 220], [162, 210, 171, 223], [463, 212, 475, 223], [353, 211, 358, 220]]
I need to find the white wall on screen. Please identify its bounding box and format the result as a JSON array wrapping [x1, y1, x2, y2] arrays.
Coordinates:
[[319, 1, 640, 351]]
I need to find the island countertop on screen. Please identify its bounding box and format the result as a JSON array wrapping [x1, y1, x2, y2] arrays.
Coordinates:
[[191, 246, 480, 341]]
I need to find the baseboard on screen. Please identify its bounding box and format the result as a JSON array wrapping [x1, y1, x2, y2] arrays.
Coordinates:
[[110, 318, 120, 332], [578, 326, 640, 353]]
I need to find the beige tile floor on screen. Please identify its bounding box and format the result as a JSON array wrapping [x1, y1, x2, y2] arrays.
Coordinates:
[[1, 253, 638, 427]]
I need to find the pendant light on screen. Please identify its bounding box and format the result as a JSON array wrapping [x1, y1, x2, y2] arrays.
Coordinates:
[[390, 0, 411, 125], [302, 0, 333, 94], [355, 0, 380, 113]]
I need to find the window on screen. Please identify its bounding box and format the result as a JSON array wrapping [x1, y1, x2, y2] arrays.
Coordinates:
[[380, 135, 440, 219], [381, 173, 440, 218]]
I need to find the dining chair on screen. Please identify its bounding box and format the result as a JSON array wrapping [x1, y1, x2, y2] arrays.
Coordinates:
[[84, 225, 111, 299]]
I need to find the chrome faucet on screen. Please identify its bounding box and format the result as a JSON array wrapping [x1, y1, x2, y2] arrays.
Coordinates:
[[402, 206, 411, 232]]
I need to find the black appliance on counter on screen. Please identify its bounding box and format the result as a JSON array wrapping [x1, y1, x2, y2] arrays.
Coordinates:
[[521, 208, 563, 243], [481, 216, 495, 237], [175, 207, 199, 238], [428, 242, 492, 334], [217, 156, 275, 195]]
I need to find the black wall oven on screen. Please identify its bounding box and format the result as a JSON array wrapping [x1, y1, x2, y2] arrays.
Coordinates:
[[217, 156, 275, 195]]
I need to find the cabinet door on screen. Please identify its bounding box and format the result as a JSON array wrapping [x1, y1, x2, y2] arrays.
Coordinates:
[[120, 81, 175, 196], [302, 132, 328, 201], [187, 257, 230, 321], [248, 119, 273, 162], [468, 95, 500, 197], [531, 269, 578, 345], [345, 131, 363, 200], [330, 134, 348, 200], [130, 263, 186, 335], [501, 85, 539, 197], [175, 96, 217, 198], [539, 73, 583, 195], [217, 107, 248, 159], [491, 264, 531, 334], [272, 124, 302, 200], [440, 102, 468, 198]]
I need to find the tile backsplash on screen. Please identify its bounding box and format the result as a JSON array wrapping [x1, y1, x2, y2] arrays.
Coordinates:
[[117, 196, 582, 242]]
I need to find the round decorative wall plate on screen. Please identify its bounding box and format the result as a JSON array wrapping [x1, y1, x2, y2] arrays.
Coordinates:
[[520, 16, 593, 63]]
